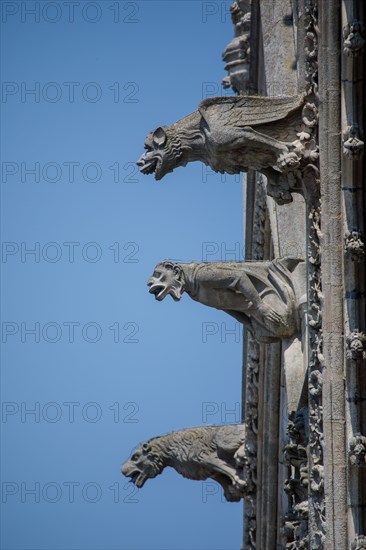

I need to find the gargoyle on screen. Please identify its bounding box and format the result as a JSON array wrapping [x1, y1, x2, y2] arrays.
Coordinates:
[[147, 257, 305, 342], [137, 95, 314, 204], [122, 424, 246, 502]]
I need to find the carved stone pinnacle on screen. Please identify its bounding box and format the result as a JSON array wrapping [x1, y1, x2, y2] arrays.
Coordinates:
[[222, 1, 251, 94]]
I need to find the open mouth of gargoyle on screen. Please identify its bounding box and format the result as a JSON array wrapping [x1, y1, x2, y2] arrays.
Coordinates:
[[148, 284, 166, 301], [137, 157, 159, 175], [129, 471, 146, 488]]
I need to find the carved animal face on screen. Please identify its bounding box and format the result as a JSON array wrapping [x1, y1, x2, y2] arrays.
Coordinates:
[[137, 127, 183, 181], [121, 443, 163, 488], [147, 261, 184, 302]]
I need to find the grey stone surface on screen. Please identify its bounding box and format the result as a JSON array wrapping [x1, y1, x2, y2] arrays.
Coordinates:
[[121, 425, 246, 502], [352, 536, 366, 549], [222, 0, 252, 94], [346, 331, 366, 361], [147, 258, 305, 342], [343, 125, 364, 159], [349, 434, 366, 466], [137, 94, 319, 205], [259, 0, 298, 97], [131, 0, 366, 546], [345, 230, 365, 262], [343, 21, 365, 56]]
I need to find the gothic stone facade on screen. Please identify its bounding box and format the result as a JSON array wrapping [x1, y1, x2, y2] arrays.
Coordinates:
[[123, 1, 366, 548]]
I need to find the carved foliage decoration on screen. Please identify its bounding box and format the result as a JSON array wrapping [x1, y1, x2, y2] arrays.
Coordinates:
[[283, 409, 309, 549], [302, 0, 326, 547], [121, 425, 247, 502], [242, 176, 266, 550]]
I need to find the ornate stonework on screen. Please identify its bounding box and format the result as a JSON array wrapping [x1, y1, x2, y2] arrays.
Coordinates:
[[343, 125, 364, 159], [132, 0, 366, 547], [122, 425, 247, 502], [242, 176, 267, 549], [300, 1, 326, 547], [137, 94, 320, 205], [283, 408, 309, 549], [346, 331, 366, 361], [147, 258, 305, 342], [351, 536, 366, 549], [345, 230, 365, 261], [343, 21, 365, 56], [349, 434, 366, 466], [222, 0, 252, 94]]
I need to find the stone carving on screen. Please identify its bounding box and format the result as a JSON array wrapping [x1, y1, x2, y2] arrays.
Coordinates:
[[352, 536, 366, 549], [137, 94, 319, 205], [343, 125, 364, 159], [242, 177, 266, 550], [121, 425, 247, 502], [345, 231, 365, 259], [345, 230, 365, 261], [349, 434, 366, 466], [222, 0, 252, 94], [346, 331, 366, 361], [343, 21, 365, 56], [283, 501, 309, 550], [301, 1, 326, 547], [283, 409, 309, 549], [147, 257, 305, 342]]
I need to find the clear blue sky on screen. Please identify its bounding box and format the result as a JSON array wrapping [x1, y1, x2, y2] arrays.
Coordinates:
[[1, 2, 245, 549]]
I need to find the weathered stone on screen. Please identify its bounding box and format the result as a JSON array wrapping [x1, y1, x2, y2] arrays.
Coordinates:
[[147, 257, 305, 342], [137, 95, 318, 205], [349, 434, 366, 466], [343, 126, 364, 159], [343, 21, 365, 56], [345, 230, 365, 262], [346, 331, 366, 361], [351, 536, 366, 549], [222, 0, 252, 94], [122, 425, 246, 502]]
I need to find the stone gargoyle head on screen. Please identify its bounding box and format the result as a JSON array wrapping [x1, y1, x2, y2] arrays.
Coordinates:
[[121, 441, 164, 489], [147, 260, 185, 302], [136, 125, 183, 181], [136, 111, 202, 181]]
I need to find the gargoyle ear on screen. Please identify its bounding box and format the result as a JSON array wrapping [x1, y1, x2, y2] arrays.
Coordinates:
[[142, 443, 151, 453], [153, 127, 167, 147]]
